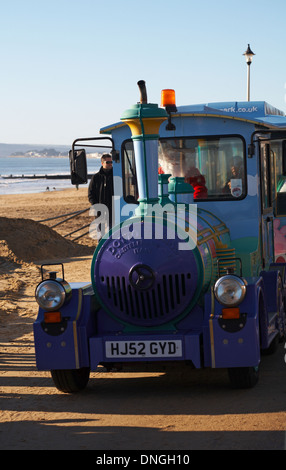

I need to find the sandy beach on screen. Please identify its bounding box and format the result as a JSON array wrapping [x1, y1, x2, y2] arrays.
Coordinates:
[[0, 187, 95, 248], [0, 188, 285, 450], [0, 187, 95, 347]]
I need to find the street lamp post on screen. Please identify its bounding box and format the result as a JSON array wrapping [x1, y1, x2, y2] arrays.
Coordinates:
[[243, 44, 255, 101]]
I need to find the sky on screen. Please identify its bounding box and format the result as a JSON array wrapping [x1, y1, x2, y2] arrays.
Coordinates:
[[0, 0, 286, 145]]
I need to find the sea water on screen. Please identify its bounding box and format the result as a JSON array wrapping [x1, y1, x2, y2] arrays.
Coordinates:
[[0, 156, 101, 195]]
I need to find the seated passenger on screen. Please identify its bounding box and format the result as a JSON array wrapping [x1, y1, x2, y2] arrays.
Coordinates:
[[185, 171, 208, 199], [223, 156, 244, 196]]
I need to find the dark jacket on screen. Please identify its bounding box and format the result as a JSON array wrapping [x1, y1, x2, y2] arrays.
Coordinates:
[[88, 167, 114, 225]]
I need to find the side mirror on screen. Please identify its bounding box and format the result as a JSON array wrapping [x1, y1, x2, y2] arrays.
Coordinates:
[[283, 141, 286, 176], [69, 148, 87, 185]]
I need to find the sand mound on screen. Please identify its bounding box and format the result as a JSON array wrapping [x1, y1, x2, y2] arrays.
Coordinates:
[[0, 239, 20, 265], [0, 217, 94, 263]]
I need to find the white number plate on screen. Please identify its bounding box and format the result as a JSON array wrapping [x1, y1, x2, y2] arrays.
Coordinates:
[[105, 340, 183, 359]]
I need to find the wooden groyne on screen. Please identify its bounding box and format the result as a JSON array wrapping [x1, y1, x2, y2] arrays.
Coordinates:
[[0, 174, 93, 180]]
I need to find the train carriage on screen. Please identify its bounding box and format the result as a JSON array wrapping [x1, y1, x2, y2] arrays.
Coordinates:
[[33, 81, 286, 392]]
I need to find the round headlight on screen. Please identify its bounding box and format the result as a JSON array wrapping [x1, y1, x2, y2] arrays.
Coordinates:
[[214, 275, 246, 307], [35, 280, 66, 311]]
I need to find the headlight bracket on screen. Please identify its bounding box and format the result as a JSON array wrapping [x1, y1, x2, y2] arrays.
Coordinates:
[[40, 263, 65, 282], [217, 257, 243, 278]]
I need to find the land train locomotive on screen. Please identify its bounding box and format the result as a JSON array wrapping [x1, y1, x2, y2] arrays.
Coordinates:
[[33, 81, 286, 392]]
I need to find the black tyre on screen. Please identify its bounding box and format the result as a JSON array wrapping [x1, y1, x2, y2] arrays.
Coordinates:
[[228, 366, 259, 389], [51, 368, 90, 393], [261, 334, 279, 355]]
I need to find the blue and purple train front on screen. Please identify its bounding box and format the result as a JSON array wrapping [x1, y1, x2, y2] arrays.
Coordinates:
[[33, 81, 286, 392]]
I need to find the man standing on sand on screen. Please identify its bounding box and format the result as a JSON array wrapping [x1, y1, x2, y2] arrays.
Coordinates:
[[88, 154, 114, 237]]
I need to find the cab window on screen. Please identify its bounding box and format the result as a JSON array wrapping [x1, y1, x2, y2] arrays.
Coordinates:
[[159, 136, 246, 200], [122, 135, 246, 202], [122, 140, 139, 203]]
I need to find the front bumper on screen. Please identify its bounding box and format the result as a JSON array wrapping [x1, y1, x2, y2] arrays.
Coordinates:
[[89, 332, 202, 370]]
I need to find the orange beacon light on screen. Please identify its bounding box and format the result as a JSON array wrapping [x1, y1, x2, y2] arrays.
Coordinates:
[[161, 89, 176, 109], [161, 89, 177, 130]]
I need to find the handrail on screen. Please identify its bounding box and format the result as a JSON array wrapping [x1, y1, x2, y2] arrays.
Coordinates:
[[38, 207, 92, 242], [38, 209, 85, 223], [64, 223, 90, 238], [51, 208, 89, 228]]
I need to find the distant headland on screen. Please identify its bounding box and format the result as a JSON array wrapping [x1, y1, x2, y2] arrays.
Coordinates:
[[0, 143, 104, 158]]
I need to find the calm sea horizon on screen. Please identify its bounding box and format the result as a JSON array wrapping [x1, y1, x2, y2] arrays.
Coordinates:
[[0, 156, 101, 195]]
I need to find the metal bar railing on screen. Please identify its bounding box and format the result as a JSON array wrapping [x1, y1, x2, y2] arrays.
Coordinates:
[[64, 223, 90, 238], [71, 230, 91, 242], [38, 210, 84, 223], [50, 208, 89, 228], [38, 207, 92, 241]]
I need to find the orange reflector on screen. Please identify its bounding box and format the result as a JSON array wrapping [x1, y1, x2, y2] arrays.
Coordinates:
[[44, 311, 62, 323], [161, 89, 176, 107], [222, 308, 240, 319]]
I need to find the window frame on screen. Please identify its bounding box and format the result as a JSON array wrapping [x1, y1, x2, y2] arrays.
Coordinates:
[[121, 134, 247, 204], [270, 139, 286, 216], [121, 139, 139, 204]]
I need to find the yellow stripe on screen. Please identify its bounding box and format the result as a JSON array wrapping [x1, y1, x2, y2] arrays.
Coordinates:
[[209, 289, 216, 368], [99, 112, 286, 135], [100, 122, 125, 134], [172, 112, 286, 129]]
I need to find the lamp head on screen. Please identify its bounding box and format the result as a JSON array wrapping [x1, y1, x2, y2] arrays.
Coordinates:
[[243, 44, 255, 64]]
